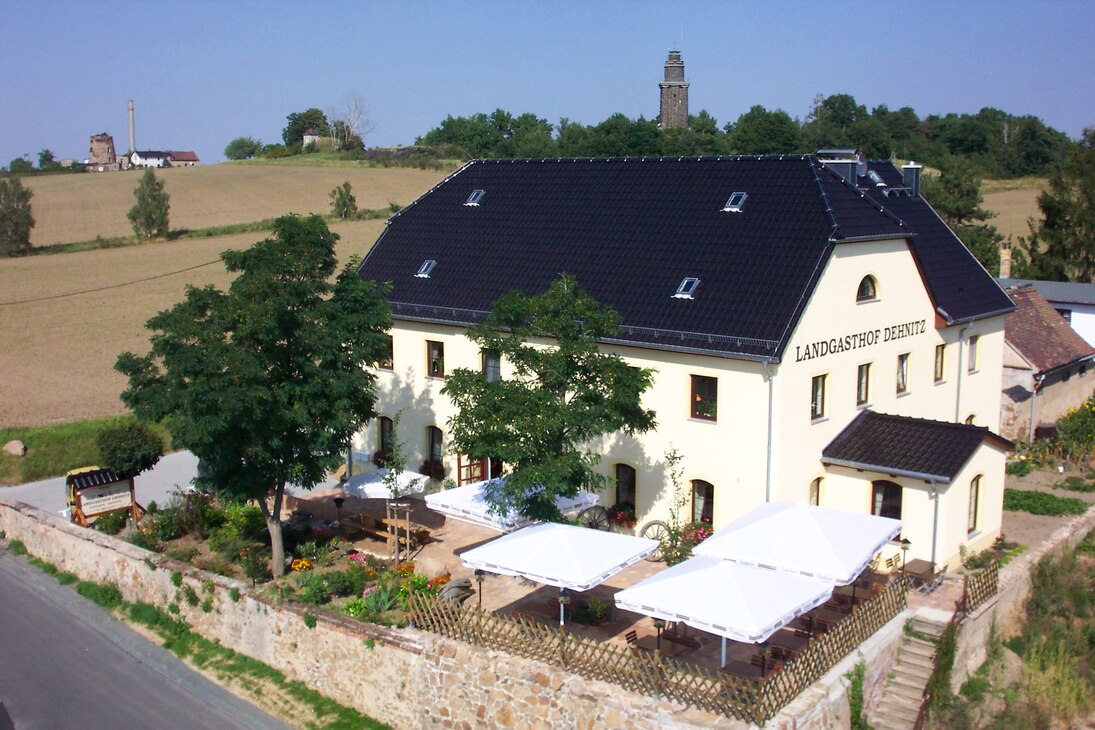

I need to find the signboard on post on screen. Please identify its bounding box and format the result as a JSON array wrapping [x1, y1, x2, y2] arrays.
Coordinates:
[[64, 466, 143, 527]]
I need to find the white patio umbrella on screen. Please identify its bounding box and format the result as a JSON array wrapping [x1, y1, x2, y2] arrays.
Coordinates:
[[461, 522, 659, 625], [343, 469, 426, 500], [424, 478, 599, 532], [613, 555, 833, 664], [692, 502, 901, 585]]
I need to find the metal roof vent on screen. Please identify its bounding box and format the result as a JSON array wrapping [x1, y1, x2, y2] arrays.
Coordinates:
[[868, 170, 886, 186], [721, 192, 748, 212], [673, 277, 700, 299], [464, 189, 485, 206], [415, 260, 437, 278]]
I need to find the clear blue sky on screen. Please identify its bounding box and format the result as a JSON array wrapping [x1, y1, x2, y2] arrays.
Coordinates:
[[3, 1, 1093, 165]]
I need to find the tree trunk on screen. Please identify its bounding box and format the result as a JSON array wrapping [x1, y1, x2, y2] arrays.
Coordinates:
[[260, 482, 286, 577]]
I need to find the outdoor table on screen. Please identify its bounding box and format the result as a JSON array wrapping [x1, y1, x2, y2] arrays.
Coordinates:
[[904, 559, 934, 587], [635, 634, 691, 657]]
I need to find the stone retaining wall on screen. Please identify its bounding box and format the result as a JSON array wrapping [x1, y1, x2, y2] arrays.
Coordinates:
[[952, 503, 1095, 691], [0, 499, 913, 729]]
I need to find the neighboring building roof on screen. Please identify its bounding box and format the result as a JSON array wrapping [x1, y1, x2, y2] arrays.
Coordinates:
[[356, 156, 1014, 361], [999, 278, 1095, 307], [166, 150, 199, 162], [1003, 285, 1095, 375], [822, 411, 1013, 483], [65, 467, 125, 491]]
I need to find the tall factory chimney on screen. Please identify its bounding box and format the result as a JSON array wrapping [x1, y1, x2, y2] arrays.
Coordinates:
[[128, 100, 135, 153]]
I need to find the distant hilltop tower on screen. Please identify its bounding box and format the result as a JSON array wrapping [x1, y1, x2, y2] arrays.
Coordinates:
[[659, 50, 689, 130]]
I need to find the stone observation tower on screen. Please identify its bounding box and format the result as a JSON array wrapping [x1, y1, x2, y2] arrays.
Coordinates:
[[659, 50, 690, 130]]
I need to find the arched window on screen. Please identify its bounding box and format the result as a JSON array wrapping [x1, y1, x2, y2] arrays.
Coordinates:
[[615, 464, 636, 508], [968, 475, 981, 533], [427, 426, 443, 464], [871, 480, 902, 520], [379, 417, 393, 455], [810, 477, 822, 506], [691, 480, 714, 524], [857, 275, 878, 302]]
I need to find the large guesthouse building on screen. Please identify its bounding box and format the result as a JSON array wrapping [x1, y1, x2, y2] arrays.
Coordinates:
[[354, 152, 1015, 571]]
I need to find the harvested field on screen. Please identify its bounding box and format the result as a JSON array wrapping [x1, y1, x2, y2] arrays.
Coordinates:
[[0, 219, 387, 427], [22, 163, 447, 246], [983, 186, 1043, 243]]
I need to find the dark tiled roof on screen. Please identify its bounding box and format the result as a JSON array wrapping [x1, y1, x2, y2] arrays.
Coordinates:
[[999, 278, 1095, 307], [134, 150, 167, 158], [357, 156, 1012, 360], [822, 411, 1012, 483], [1004, 285, 1095, 374], [66, 467, 125, 491]]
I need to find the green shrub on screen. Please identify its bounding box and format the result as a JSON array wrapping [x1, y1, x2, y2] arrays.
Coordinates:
[[1006, 459, 1034, 477], [168, 602, 180, 614], [303, 613, 317, 629], [201, 597, 213, 613], [295, 572, 333, 605], [183, 585, 199, 606], [195, 556, 235, 578], [95, 419, 164, 478], [166, 545, 198, 562], [56, 571, 78, 585], [218, 502, 265, 540], [1004, 489, 1088, 516], [150, 507, 183, 541], [208, 529, 252, 562], [170, 570, 183, 587], [361, 585, 397, 614], [960, 675, 990, 702], [1055, 475, 1095, 493], [125, 528, 161, 553], [93, 511, 128, 535], [28, 557, 58, 574], [239, 546, 269, 584], [229, 587, 241, 602], [76, 581, 122, 609], [9, 539, 27, 555], [1055, 396, 1095, 464]]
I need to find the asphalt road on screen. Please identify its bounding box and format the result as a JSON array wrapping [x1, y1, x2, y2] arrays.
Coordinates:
[[0, 545, 296, 730]]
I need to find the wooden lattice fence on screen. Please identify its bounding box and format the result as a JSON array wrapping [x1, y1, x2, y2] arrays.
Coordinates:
[[962, 559, 999, 614], [408, 576, 908, 724]]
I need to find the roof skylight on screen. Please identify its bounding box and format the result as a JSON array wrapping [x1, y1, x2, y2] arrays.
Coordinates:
[[415, 259, 437, 278], [464, 189, 486, 206], [673, 277, 700, 299], [721, 192, 748, 212]]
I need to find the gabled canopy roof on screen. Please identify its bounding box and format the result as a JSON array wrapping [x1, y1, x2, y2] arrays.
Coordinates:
[[822, 411, 1013, 484], [424, 478, 598, 532], [460, 522, 658, 592], [1003, 285, 1095, 375], [357, 156, 1013, 361]]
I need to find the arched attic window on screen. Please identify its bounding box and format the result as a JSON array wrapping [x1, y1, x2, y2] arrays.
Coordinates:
[[857, 275, 878, 303]]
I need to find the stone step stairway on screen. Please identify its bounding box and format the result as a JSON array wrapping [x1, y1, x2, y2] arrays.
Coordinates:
[[868, 610, 949, 730]]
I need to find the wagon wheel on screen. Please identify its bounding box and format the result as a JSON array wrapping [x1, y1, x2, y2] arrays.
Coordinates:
[[576, 506, 610, 531], [639, 520, 669, 562]]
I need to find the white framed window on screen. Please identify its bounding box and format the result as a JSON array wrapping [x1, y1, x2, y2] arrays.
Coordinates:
[[968, 335, 979, 372], [968, 475, 981, 533], [934, 344, 945, 383], [811, 374, 827, 420], [482, 350, 501, 382], [415, 259, 437, 278], [857, 363, 871, 406], [721, 191, 748, 212], [464, 189, 485, 206], [896, 353, 909, 394], [673, 277, 700, 299]]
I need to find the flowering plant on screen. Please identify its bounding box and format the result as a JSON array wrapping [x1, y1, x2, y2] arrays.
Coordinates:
[[427, 574, 451, 590], [682, 522, 714, 546], [291, 558, 314, 572], [608, 504, 637, 528]]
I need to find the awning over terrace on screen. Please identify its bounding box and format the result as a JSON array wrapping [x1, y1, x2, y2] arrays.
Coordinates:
[[613, 556, 833, 644], [424, 478, 598, 532], [692, 502, 901, 585], [461, 522, 659, 591], [462, 522, 659, 625], [342, 469, 426, 500]]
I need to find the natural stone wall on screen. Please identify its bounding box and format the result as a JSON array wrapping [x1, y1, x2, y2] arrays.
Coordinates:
[[0, 499, 917, 729], [952, 502, 1095, 690]]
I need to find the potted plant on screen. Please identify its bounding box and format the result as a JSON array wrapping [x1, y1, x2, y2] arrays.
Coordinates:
[[608, 504, 637, 530], [586, 596, 611, 625]]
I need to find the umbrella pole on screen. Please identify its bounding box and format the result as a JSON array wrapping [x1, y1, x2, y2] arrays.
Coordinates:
[[721, 637, 727, 668], [559, 588, 565, 627]]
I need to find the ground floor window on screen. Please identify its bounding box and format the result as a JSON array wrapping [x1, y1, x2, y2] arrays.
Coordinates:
[[968, 475, 981, 533], [379, 416, 393, 455], [691, 479, 714, 524], [871, 480, 902, 520], [615, 463, 636, 508]]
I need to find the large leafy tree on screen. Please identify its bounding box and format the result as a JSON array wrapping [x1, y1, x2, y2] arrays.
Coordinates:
[[127, 169, 170, 239], [282, 108, 330, 147], [224, 136, 262, 160], [1015, 129, 1095, 282], [0, 177, 35, 256], [116, 215, 391, 575], [725, 105, 804, 155], [922, 155, 1002, 274], [442, 275, 656, 521]]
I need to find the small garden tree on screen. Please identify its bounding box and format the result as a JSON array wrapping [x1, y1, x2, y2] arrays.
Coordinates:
[[116, 215, 392, 575], [96, 419, 165, 479], [329, 181, 358, 220], [443, 274, 655, 520], [127, 169, 170, 239], [0, 177, 35, 256]]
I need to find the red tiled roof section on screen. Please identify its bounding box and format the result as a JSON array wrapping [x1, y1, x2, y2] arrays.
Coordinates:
[[1005, 285, 1095, 374], [166, 150, 200, 162]]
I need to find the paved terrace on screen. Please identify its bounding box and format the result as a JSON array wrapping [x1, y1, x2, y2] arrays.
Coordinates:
[[293, 486, 918, 680]]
